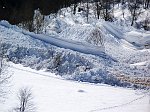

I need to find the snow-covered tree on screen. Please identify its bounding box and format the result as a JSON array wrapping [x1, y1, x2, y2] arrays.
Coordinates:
[[13, 87, 36, 112], [128, 0, 143, 26], [87, 27, 104, 46], [33, 9, 44, 34], [0, 44, 11, 102]]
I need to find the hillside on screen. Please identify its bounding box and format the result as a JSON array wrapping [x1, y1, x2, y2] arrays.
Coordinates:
[[0, 3, 150, 88], [0, 11, 150, 87], [0, 1, 150, 112]]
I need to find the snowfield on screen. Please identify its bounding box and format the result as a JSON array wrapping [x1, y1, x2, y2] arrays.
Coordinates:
[[0, 63, 149, 112]]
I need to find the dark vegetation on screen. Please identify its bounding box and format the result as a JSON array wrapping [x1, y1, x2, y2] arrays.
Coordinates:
[[0, 0, 81, 24], [0, 0, 149, 28]]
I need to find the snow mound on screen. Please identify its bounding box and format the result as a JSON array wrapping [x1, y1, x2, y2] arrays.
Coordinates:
[[46, 18, 69, 34], [1, 22, 126, 87], [59, 25, 104, 46], [124, 31, 150, 45]]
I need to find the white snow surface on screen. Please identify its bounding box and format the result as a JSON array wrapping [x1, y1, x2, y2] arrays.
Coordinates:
[[0, 63, 149, 112], [0, 21, 105, 56], [0, 4, 150, 112], [0, 7, 150, 81], [0, 5, 150, 85]]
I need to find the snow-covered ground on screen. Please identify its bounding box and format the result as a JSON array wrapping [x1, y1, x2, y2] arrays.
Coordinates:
[[0, 21, 105, 56], [0, 63, 149, 112], [0, 3, 150, 112], [0, 3, 150, 87], [0, 16, 150, 87]]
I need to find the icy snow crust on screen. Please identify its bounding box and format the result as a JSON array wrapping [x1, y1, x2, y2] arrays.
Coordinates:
[[0, 6, 150, 87]]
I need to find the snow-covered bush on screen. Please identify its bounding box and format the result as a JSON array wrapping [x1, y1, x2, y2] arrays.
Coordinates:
[[1, 41, 131, 87], [59, 25, 105, 47], [86, 27, 104, 46], [33, 9, 44, 34]]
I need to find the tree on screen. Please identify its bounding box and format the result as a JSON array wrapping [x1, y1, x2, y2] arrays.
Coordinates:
[[0, 44, 11, 102], [95, 0, 101, 19], [33, 9, 44, 34], [128, 0, 142, 26], [102, 0, 114, 21], [94, 0, 114, 21], [13, 87, 36, 112], [86, 0, 89, 22], [143, 13, 150, 30], [87, 27, 104, 46], [143, 0, 150, 9], [73, 0, 78, 14]]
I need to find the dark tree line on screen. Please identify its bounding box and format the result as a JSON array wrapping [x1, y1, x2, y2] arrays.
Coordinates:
[[0, 0, 81, 24], [0, 0, 149, 29]]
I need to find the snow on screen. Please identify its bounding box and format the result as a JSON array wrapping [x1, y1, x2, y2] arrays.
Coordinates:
[[125, 31, 150, 45], [0, 21, 105, 56], [0, 12, 150, 85], [0, 3, 150, 87], [23, 31, 105, 56], [0, 3, 150, 112], [0, 63, 149, 112], [131, 61, 148, 66]]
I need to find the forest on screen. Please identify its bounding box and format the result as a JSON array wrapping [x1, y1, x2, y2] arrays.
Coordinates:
[[0, 0, 81, 24], [0, 0, 149, 27]]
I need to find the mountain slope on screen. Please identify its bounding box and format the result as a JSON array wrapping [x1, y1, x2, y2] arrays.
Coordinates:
[[0, 21, 106, 57], [0, 19, 150, 88]]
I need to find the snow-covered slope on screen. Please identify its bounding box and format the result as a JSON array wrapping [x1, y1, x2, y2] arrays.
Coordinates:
[[0, 21, 105, 56], [0, 5, 150, 88], [0, 21, 121, 87], [0, 18, 150, 88], [0, 3, 150, 112], [0, 63, 149, 112]]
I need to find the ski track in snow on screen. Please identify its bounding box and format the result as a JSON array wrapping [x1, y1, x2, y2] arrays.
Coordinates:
[[89, 94, 147, 112]]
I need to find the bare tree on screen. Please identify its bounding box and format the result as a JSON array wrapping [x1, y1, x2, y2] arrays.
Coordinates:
[[86, 0, 89, 22], [94, 0, 114, 21], [14, 87, 36, 112], [128, 0, 142, 26], [143, 13, 150, 30], [73, 0, 78, 14], [95, 0, 101, 19], [143, 0, 150, 9], [0, 44, 11, 102]]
